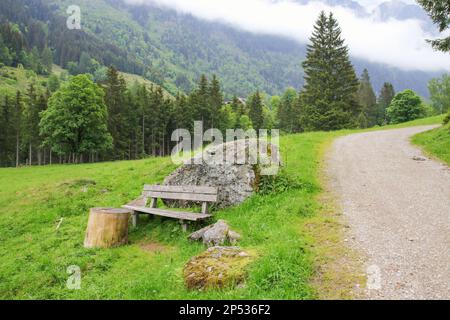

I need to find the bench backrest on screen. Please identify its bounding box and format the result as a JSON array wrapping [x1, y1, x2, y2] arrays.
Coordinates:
[[142, 185, 218, 203]]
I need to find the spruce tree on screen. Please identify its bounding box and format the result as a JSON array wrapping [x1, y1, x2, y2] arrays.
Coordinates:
[[377, 82, 395, 125], [14, 91, 23, 167], [0, 35, 12, 67], [300, 11, 360, 131], [190, 75, 211, 128], [277, 87, 300, 133], [0, 96, 13, 166], [357, 69, 377, 128], [104, 66, 129, 160], [209, 75, 223, 129], [41, 46, 53, 75], [173, 92, 193, 131], [24, 82, 40, 165], [248, 90, 264, 131]]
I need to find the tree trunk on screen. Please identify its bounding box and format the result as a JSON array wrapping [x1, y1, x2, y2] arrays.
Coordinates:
[[142, 116, 145, 156], [15, 133, 19, 168], [84, 208, 131, 248]]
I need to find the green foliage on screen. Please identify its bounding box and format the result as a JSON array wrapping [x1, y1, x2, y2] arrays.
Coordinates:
[[386, 89, 426, 124], [377, 82, 395, 125], [0, 35, 13, 66], [248, 91, 264, 131], [93, 66, 109, 83], [0, 95, 15, 166], [300, 12, 360, 131], [277, 88, 301, 133], [357, 69, 377, 128], [238, 115, 253, 130], [66, 61, 78, 75], [417, 0, 450, 52], [218, 104, 237, 133], [47, 74, 60, 92], [356, 112, 369, 129], [428, 74, 450, 114], [40, 47, 53, 75], [444, 112, 450, 125], [104, 66, 132, 159], [39, 74, 112, 157], [257, 170, 306, 195]]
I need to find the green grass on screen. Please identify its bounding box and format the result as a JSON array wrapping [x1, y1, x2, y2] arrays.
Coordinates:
[[0, 116, 444, 300], [0, 66, 51, 96], [120, 71, 173, 98], [0, 134, 335, 299], [412, 123, 450, 165]]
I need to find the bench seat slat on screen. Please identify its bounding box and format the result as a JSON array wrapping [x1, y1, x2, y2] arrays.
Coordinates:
[[122, 205, 212, 221], [144, 185, 218, 195], [142, 191, 217, 202]]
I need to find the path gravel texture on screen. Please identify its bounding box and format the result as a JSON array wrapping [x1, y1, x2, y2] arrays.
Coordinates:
[[327, 126, 450, 300]]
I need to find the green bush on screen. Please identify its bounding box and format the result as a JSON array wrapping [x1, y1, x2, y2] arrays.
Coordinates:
[[444, 111, 450, 125], [386, 89, 426, 124]]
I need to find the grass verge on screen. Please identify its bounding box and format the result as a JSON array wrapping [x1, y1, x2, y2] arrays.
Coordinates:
[[412, 123, 450, 165]]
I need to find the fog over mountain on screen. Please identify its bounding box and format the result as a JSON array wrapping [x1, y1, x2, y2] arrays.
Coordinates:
[[126, 0, 448, 73]]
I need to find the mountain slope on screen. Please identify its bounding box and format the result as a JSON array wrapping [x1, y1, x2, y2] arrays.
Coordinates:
[[6, 0, 443, 98]]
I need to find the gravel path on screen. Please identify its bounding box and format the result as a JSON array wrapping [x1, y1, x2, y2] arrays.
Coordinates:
[[327, 126, 450, 300]]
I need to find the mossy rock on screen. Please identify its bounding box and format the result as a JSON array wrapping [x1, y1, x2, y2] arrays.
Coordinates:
[[184, 247, 253, 290]]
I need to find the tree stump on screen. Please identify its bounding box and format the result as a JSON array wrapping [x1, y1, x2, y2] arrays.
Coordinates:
[[84, 208, 131, 248]]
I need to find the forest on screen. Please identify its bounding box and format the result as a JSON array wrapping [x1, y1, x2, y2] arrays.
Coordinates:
[[0, 2, 448, 167]]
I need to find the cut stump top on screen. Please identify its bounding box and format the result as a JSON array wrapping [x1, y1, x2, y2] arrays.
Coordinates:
[[91, 208, 131, 215]]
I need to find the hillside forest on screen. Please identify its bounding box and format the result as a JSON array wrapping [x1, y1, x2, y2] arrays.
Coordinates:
[[0, 1, 449, 167]]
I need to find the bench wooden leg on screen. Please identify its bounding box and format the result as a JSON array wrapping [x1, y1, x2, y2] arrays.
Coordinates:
[[132, 212, 139, 227]]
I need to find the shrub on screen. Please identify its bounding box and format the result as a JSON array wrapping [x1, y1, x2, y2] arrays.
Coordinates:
[[444, 112, 450, 126], [386, 89, 426, 124]]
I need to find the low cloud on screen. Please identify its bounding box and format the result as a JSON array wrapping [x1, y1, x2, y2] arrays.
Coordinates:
[[125, 0, 450, 72]]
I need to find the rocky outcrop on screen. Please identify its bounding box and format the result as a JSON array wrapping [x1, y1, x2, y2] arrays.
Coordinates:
[[164, 139, 281, 208], [188, 220, 242, 246], [183, 246, 252, 290]]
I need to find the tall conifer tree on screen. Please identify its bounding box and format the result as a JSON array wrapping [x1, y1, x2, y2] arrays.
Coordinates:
[[377, 82, 395, 125], [104, 66, 129, 160], [209, 74, 223, 128], [249, 90, 264, 131], [300, 11, 360, 131], [357, 69, 377, 128], [277, 88, 300, 133]]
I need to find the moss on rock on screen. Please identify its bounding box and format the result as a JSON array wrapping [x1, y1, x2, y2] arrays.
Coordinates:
[[184, 246, 254, 290]]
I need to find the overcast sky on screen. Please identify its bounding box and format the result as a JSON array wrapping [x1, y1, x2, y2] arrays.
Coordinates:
[[125, 0, 450, 72], [356, 0, 416, 10]]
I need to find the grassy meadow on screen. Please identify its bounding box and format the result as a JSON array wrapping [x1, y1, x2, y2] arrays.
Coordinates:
[[412, 124, 450, 165], [0, 116, 445, 300]]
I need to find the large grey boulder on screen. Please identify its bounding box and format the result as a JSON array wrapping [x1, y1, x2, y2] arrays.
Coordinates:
[[164, 139, 281, 208]]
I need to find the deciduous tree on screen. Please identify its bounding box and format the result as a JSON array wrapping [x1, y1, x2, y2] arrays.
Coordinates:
[[39, 74, 112, 161], [386, 90, 426, 124]]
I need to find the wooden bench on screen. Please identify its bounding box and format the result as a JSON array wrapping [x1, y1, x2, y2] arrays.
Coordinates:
[[122, 185, 218, 231]]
